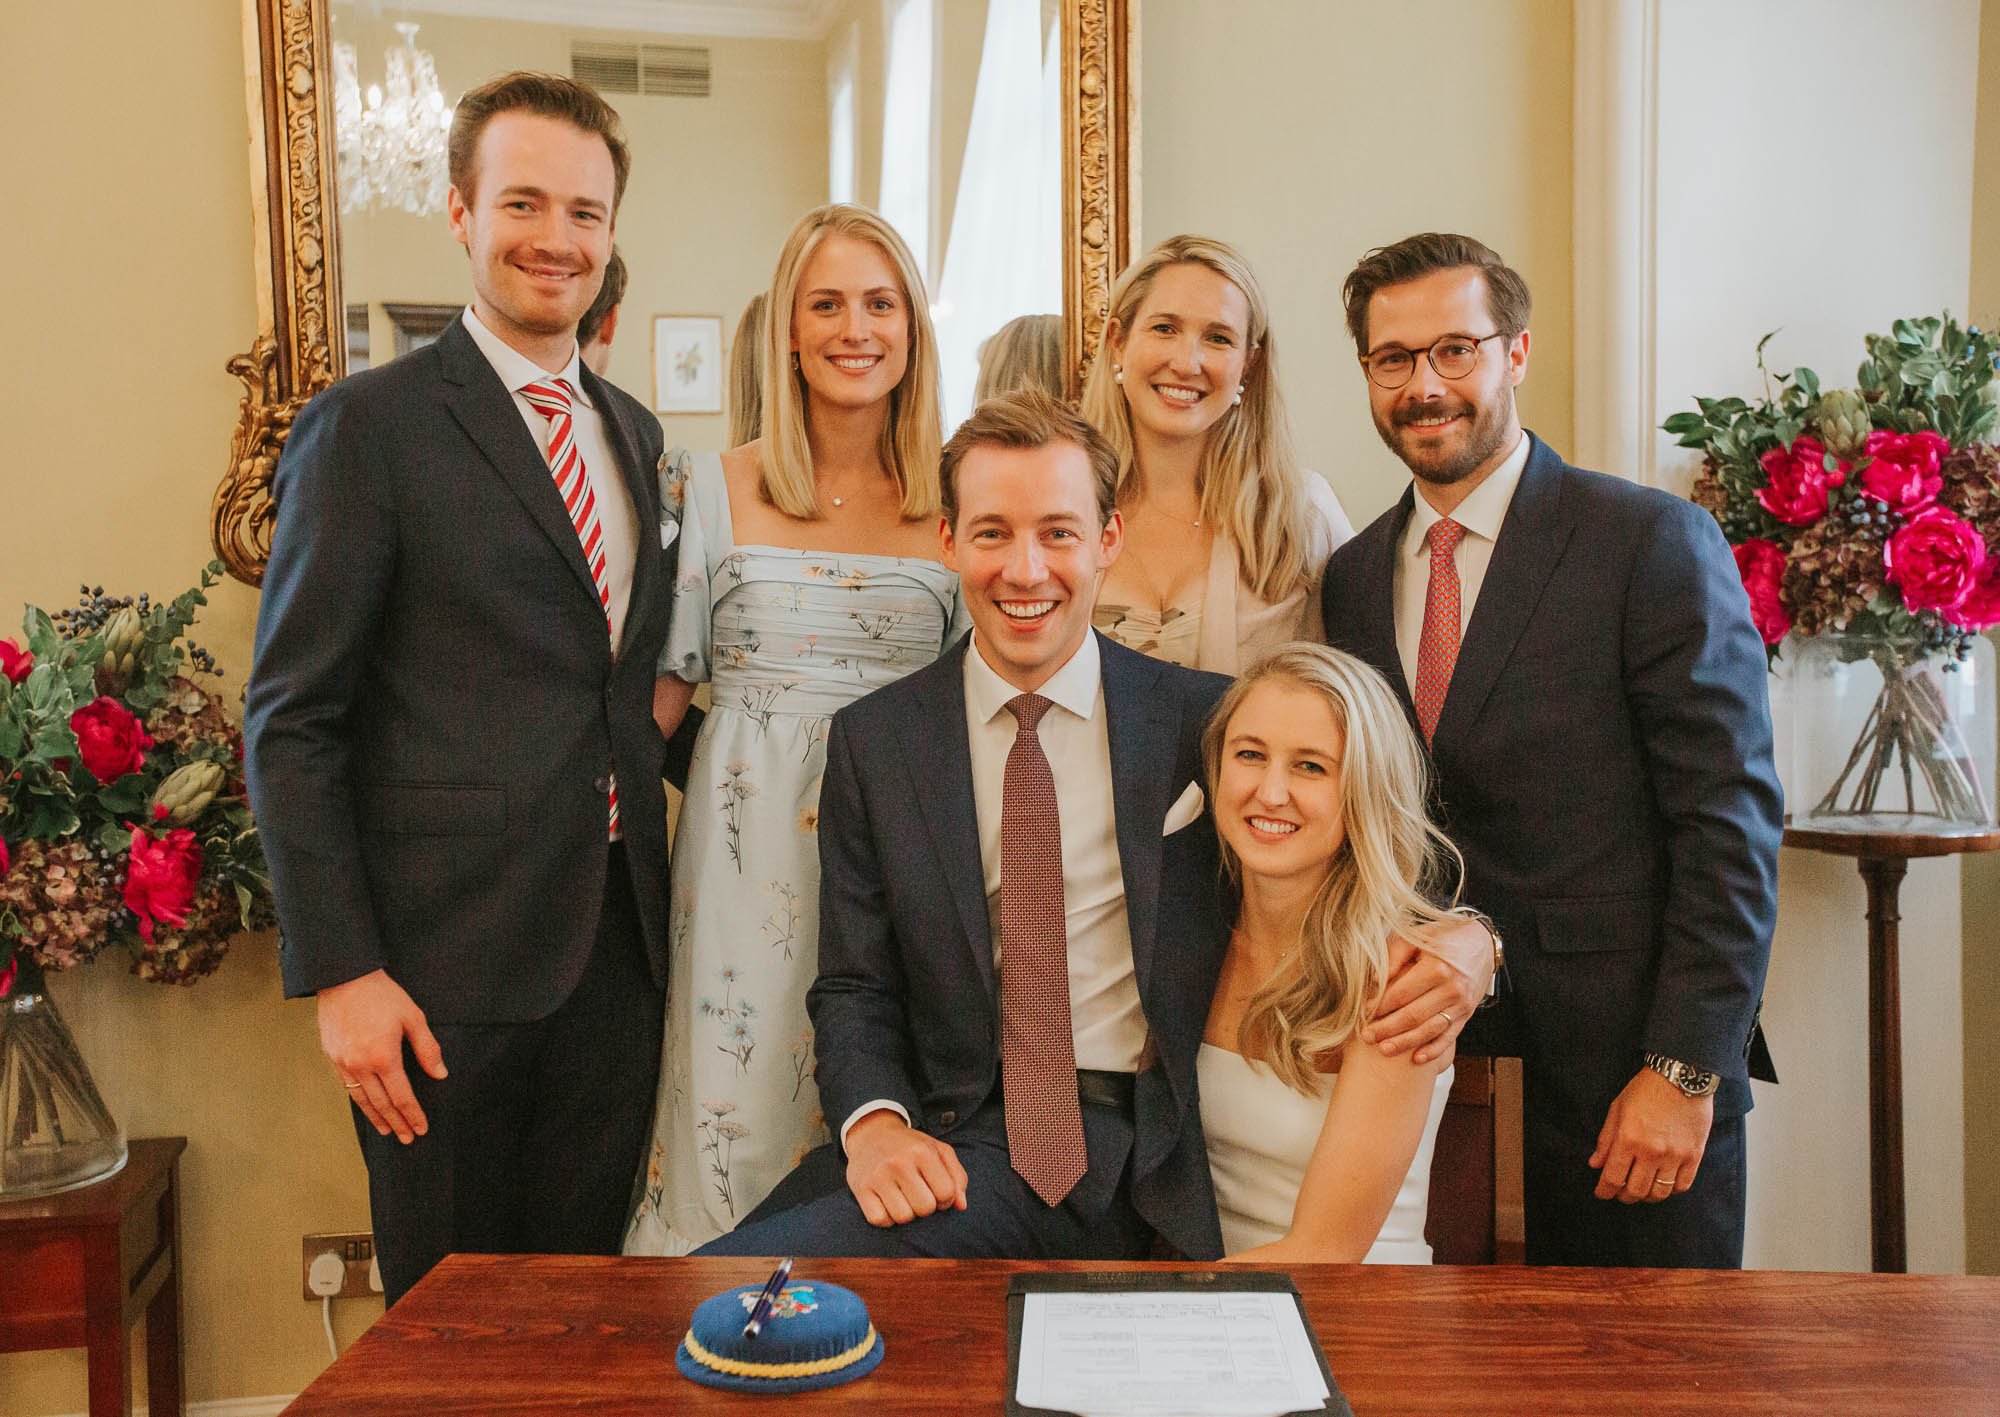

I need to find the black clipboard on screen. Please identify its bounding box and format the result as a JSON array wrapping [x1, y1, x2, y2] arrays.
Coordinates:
[[1003, 1270, 1352, 1417]]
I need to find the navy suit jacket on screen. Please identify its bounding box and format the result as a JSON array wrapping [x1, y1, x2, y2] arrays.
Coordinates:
[[245, 315, 680, 1022], [1320, 434, 1782, 1125], [807, 632, 1233, 1260]]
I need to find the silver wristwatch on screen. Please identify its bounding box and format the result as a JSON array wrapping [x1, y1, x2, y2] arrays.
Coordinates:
[[1643, 1051, 1719, 1097]]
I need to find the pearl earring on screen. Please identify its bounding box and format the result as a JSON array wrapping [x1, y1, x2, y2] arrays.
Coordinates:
[[1233, 385, 1245, 406], [1113, 364, 1124, 384]]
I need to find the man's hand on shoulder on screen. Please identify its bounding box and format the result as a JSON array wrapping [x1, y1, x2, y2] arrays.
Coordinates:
[[1589, 1067, 1714, 1203], [317, 968, 448, 1145], [843, 1108, 968, 1227], [1362, 917, 1495, 1064]]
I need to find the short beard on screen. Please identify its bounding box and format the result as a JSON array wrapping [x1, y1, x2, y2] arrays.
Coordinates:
[[1374, 389, 1515, 487]]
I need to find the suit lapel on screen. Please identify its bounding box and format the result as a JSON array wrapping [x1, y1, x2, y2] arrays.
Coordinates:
[[584, 366, 658, 653], [901, 637, 997, 998], [1433, 435, 1575, 746], [1100, 634, 1173, 996], [1363, 489, 1422, 735], [438, 317, 605, 613]]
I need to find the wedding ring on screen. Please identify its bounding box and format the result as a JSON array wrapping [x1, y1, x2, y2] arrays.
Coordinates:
[[1436, 1011, 1453, 1027], [1652, 1177, 1673, 1189], [343, 1081, 363, 1090]]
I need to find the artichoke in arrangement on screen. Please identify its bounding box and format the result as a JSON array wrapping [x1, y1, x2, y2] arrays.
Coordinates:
[[151, 759, 227, 826], [100, 605, 145, 677], [1814, 388, 1874, 461]]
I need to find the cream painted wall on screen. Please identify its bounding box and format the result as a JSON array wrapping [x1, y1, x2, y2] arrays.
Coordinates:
[[1963, 0, 2000, 1278], [1136, 0, 1576, 527], [1649, 0, 1981, 1273], [0, 1, 383, 1411], [335, 8, 825, 454]]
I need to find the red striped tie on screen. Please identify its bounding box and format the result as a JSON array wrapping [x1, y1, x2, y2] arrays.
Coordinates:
[[522, 377, 619, 837]]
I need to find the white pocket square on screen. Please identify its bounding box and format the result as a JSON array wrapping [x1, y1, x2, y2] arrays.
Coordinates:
[[1161, 781, 1205, 835], [659, 520, 681, 550]]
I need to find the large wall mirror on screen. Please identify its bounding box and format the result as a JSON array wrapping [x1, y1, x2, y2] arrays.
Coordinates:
[[218, 0, 1132, 585]]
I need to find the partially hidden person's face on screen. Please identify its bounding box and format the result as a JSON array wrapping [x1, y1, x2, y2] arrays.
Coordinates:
[[1108, 262, 1256, 452], [1363, 266, 1528, 489], [942, 441, 1122, 694], [447, 112, 616, 352], [1215, 678, 1347, 889], [791, 233, 913, 413]]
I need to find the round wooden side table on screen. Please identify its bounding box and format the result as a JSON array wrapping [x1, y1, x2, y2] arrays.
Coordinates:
[[1782, 825, 2000, 1272]]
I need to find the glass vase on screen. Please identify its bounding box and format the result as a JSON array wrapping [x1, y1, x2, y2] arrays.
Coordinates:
[[0, 956, 127, 1197], [1789, 629, 1997, 834]]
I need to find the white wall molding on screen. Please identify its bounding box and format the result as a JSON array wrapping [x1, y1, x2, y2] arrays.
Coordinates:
[[49, 1397, 293, 1417], [1571, 0, 1659, 484], [337, 0, 838, 41]]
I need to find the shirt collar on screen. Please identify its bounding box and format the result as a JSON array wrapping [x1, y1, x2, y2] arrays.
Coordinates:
[[461, 304, 592, 408], [1406, 429, 1530, 548], [964, 627, 1102, 725]]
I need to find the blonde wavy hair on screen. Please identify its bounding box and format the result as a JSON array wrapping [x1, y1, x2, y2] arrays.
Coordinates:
[[1202, 644, 1473, 1093], [1080, 234, 1314, 603], [759, 204, 942, 520]]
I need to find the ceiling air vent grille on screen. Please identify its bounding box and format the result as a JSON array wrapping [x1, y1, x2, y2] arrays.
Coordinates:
[[571, 42, 711, 99]]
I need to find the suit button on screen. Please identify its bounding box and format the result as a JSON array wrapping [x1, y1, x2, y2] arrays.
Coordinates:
[[933, 1110, 957, 1130], [593, 775, 611, 793]]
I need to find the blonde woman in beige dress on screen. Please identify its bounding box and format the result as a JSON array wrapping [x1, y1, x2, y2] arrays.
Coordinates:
[[1080, 235, 1353, 675]]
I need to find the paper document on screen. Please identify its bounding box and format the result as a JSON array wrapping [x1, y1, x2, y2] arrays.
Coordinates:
[[1014, 1290, 1329, 1416]]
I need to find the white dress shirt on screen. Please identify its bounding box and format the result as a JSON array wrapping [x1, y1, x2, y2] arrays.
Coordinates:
[[461, 305, 640, 653], [839, 630, 1148, 1146], [1393, 431, 1532, 695]]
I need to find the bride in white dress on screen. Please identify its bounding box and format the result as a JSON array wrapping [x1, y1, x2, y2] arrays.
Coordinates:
[[1198, 644, 1479, 1264]]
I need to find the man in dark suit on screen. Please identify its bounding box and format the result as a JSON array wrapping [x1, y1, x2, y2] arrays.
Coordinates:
[[245, 74, 683, 1302], [699, 389, 1235, 1260], [1319, 233, 1782, 1268]]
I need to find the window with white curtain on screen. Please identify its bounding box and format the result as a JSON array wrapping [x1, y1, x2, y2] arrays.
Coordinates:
[[827, 21, 858, 205], [877, 0, 935, 279], [933, 0, 1063, 428]]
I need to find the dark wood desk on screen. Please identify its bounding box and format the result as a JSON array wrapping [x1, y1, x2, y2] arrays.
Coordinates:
[[283, 1255, 2000, 1415], [0, 1135, 185, 1417]]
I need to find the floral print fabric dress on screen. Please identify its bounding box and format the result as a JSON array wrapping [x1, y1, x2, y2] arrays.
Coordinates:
[[624, 450, 966, 1255]]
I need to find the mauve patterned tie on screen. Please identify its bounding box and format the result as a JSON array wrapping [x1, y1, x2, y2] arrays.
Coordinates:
[[521, 377, 619, 837], [999, 692, 1087, 1208], [1413, 517, 1466, 745]]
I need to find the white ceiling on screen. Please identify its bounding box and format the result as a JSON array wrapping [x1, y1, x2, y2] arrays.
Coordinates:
[[333, 0, 842, 41]]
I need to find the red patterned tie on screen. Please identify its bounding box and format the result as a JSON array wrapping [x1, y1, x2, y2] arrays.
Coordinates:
[[521, 377, 619, 836], [999, 693, 1087, 1207], [1413, 517, 1465, 745]]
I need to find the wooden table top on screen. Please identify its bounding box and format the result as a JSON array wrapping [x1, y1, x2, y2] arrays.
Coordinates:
[[0, 1136, 183, 1230], [282, 1254, 2000, 1416]]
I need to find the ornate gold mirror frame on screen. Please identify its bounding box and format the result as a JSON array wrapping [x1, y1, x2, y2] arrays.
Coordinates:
[[216, 0, 1137, 587]]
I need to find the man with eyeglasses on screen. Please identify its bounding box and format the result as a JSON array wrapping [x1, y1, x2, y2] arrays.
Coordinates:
[[1317, 232, 1782, 1268]]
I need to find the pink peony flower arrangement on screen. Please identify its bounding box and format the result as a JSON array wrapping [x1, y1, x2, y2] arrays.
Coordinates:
[[1668, 316, 2000, 655], [0, 565, 273, 991]]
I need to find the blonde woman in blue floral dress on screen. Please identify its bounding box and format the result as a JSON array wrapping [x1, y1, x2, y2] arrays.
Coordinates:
[[624, 206, 965, 1254]]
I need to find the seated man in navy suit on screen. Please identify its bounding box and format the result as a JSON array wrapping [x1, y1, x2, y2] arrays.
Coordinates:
[[699, 389, 1234, 1259], [701, 388, 1495, 1261]]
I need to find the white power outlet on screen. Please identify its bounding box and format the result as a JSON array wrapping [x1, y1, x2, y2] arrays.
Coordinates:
[[307, 1250, 346, 1297]]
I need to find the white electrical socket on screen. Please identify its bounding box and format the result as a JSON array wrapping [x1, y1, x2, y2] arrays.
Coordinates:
[[368, 1255, 383, 1293], [307, 1250, 346, 1298]]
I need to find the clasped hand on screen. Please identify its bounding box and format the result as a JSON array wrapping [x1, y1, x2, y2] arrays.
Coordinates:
[[1360, 917, 1495, 1064], [843, 1109, 969, 1226]]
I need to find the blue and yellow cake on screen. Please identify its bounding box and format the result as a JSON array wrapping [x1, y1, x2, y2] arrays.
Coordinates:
[[676, 1278, 884, 1394]]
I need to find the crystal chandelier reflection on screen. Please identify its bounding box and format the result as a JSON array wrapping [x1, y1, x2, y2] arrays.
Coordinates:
[[334, 23, 452, 216]]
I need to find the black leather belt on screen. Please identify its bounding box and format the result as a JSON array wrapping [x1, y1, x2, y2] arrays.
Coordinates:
[[1077, 1069, 1135, 1112]]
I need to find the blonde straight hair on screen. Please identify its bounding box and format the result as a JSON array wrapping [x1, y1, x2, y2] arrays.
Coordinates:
[[759, 204, 943, 520], [1080, 235, 1314, 603], [1202, 644, 1474, 1093], [727, 292, 767, 450]]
